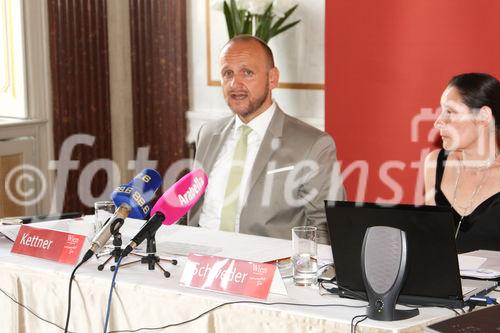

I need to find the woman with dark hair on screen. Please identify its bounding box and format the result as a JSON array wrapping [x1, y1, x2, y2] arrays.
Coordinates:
[[424, 73, 500, 253]]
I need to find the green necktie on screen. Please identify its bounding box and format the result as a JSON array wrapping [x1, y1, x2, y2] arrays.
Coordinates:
[[220, 125, 252, 231]]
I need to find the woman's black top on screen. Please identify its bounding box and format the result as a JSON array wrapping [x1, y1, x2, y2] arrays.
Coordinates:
[[435, 149, 500, 253]]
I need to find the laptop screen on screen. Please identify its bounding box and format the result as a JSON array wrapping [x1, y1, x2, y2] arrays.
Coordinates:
[[325, 201, 464, 306]]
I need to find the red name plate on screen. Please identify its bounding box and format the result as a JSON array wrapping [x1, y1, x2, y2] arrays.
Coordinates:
[[179, 254, 277, 300], [11, 225, 86, 265]]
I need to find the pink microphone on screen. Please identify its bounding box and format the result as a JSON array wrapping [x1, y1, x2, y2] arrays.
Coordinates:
[[122, 169, 208, 256], [151, 168, 208, 225]]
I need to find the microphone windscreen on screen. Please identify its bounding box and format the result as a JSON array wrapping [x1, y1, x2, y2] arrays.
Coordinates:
[[151, 169, 208, 225], [130, 168, 162, 198], [111, 168, 162, 219]]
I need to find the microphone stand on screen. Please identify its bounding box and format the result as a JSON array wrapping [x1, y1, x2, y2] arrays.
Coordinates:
[[111, 232, 177, 278], [96, 231, 124, 271]]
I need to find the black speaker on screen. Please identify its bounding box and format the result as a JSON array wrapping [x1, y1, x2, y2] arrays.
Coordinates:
[[361, 226, 419, 321]]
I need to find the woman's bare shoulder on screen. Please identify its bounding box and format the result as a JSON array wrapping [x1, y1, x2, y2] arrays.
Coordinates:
[[424, 149, 441, 167]]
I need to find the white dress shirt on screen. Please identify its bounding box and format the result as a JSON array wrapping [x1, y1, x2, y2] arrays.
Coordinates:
[[199, 103, 276, 231]]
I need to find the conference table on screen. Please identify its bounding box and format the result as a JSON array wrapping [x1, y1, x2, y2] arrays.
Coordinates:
[[0, 217, 487, 333]]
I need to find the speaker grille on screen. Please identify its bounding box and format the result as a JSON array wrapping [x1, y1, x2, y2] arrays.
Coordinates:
[[363, 226, 403, 294]]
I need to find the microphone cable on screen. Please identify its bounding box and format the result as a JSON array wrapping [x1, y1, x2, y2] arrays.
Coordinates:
[[103, 255, 124, 333], [64, 251, 94, 333]]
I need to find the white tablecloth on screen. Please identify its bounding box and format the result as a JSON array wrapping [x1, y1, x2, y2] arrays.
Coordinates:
[[0, 217, 465, 333]]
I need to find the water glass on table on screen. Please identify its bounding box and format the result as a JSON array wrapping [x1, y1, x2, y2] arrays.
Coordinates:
[[93, 201, 115, 238], [292, 226, 318, 286]]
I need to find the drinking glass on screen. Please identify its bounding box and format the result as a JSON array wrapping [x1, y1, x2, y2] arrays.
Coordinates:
[[93, 201, 115, 238], [292, 226, 318, 286]]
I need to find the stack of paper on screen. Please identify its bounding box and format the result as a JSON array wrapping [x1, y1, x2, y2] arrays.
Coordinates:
[[459, 250, 500, 279]]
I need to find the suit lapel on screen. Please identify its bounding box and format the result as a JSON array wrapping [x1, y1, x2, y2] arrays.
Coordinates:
[[199, 118, 234, 174], [189, 117, 234, 226], [246, 107, 285, 193]]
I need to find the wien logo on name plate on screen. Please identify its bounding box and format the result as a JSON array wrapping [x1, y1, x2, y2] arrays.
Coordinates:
[[179, 254, 277, 300]]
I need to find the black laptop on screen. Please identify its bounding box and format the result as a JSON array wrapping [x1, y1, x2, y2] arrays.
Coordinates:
[[325, 201, 497, 308]]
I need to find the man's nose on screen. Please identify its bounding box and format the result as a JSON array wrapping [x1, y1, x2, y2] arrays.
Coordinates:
[[229, 74, 243, 88]]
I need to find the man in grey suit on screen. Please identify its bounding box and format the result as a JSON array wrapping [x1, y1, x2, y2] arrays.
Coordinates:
[[188, 35, 344, 244]]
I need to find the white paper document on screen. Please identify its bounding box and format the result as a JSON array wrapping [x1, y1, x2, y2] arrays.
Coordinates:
[[154, 241, 223, 257], [458, 255, 487, 270], [0, 225, 20, 242], [459, 250, 500, 279]]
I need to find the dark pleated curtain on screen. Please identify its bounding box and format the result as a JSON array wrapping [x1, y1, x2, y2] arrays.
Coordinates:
[[48, 0, 112, 214], [129, 0, 189, 181]]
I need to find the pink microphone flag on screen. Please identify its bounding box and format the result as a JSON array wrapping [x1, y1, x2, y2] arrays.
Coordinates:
[[151, 169, 208, 225]]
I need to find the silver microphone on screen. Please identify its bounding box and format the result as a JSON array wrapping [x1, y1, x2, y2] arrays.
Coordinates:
[[82, 204, 131, 262]]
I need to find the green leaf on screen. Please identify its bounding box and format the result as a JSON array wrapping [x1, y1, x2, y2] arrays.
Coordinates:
[[223, 1, 235, 38], [273, 20, 300, 37], [256, 3, 273, 42], [223, 1, 300, 43], [255, 16, 263, 37], [270, 4, 299, 37], [242, 14, 253, 35], [255, 17, 261, 36], [263, 2, 273, 17], [261, 17, 271, 41], [230, 0, 242, 34], [239, 9, 248, 34]]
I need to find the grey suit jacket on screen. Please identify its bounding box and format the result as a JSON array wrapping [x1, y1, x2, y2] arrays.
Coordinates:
[[188, 106, 345, 244]]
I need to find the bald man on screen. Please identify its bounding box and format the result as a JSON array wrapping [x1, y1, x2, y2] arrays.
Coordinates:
[[188, 35, 344, 244]]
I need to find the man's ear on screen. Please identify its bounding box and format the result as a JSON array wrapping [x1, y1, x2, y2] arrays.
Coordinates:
[[269, 67, 280, 90]]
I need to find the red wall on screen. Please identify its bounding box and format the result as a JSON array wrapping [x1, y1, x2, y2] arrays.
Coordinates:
[[325, 0, 500, 204]]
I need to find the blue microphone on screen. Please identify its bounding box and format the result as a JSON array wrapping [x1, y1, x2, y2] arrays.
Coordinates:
[[111, 168, 162, 218], [82, 169, 162, 261]]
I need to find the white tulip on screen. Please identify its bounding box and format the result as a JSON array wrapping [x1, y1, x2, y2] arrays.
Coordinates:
[[236, 0, 252, 11]]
